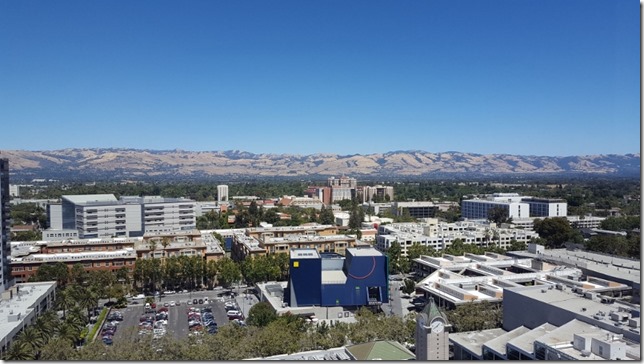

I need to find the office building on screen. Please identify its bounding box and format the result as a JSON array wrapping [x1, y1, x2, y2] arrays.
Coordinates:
[[217, 185, 229, 203], [412, 250, 634, 309], [522, 197, 567, 217], [462, 193, 569, 220], [50, 194, 196, 239], [286, 247, 388, 308], [391, 201, 438, 219], [0, 159, 11, 293], [0, 282, 57, 357]]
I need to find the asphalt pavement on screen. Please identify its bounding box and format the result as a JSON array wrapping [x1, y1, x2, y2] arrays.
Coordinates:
[[104, 288, 234, 346]]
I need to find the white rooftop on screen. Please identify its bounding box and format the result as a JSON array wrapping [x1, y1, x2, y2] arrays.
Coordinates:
[[0, 282, 56, 344], [62, 194, 117, 204], [290, 249, 320, 259], [347, 247, 381, 257]]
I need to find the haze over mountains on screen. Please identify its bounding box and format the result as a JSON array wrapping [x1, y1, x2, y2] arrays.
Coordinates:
[[0, 149, 639, 182]]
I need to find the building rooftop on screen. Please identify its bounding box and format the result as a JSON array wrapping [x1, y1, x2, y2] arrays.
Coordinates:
[[535, 319, 640, 360], [0, 282, 56, 343], [247, 346, 351, 361], [12, 248, 136, 263], [483, 326, 531, 357], [62, 194, 117, 204], [345, 340, 415, 360], [290, 248, 320, 259], [346, 247, 382, 257], [506, 323, 557, 355], [450, 328, 507, 357]]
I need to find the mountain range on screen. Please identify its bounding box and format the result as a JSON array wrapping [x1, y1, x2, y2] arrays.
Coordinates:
[[0, 149, 639, 181]]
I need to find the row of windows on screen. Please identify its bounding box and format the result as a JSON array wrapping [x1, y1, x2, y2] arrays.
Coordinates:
[[13, 260, 134, 271]]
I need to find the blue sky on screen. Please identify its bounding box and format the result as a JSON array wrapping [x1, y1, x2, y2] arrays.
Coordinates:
[[0, 0, 639, 156]]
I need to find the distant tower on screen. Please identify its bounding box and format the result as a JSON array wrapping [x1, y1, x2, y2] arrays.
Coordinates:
[[0, 159, 12, 293], [217, 185, 229, 203], [415, 298, 451, 360]]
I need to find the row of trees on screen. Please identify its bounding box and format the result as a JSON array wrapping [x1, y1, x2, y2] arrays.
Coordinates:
[[132, 254, 292, 293]]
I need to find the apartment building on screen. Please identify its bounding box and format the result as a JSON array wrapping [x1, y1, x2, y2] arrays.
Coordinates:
[[136, 229, 224, 261], [375, 221, 539, 256], [11, 248, 137, 283], [358, 185, 394, 203]]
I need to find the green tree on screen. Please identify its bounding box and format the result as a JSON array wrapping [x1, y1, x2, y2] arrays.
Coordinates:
[[319, 205, 335, 225], [401, 278, 416, 295], [446, 301, 503, 332], [217, 257, 241, 288], [487, 206, 511, 225], [533, 217, 581, 248], [247, 301, 278, 327], [4, 339, 34, 360]]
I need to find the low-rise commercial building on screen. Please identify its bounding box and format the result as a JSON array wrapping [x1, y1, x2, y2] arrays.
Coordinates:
[[0, 282, 57, 357], [412, 251, 633, 309], [449, 283, 641, 360]]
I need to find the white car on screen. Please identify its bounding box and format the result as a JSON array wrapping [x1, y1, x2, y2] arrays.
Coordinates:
[[227, 310, 241, 317], [170, 301, 176, 306], [203, 297, 209, 304]]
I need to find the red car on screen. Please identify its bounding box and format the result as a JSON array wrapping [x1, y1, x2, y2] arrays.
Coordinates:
[[151, 303, 157, 309]]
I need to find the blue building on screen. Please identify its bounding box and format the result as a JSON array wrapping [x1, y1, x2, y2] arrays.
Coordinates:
[[286, 247, 389, 308]]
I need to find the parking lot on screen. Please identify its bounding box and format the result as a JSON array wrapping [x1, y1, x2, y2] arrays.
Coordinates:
[[107, 294, 236, 344]]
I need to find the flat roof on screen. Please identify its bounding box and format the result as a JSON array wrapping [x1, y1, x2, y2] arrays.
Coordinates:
[[290, 248, 320, 259], [483, 326, 531, 357], [534, 319, 641, 361], [322, 270, 347, 284], [346, 247, 381, 257], [450, 328, 507, 357], [505, 285, 640, 327], [62, 194, 117, 204], [0, 282, 56, 342], [507, 323, 557, 355]]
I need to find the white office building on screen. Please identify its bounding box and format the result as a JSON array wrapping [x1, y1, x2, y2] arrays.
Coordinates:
[[217, 185, 229, 203], [461, 193, 569, 220], [50, 194, 196, 239]]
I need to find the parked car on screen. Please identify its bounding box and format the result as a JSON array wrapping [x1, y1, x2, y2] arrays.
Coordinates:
[[193, 299, 198, 305], [198, 298, 204, 304]]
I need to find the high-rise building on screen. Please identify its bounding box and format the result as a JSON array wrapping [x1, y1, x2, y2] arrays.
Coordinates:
[[327, 176, 357, 202], [415, 298, 451, 360], [0, 159, 12, 293], [217, 185, 229, 203]]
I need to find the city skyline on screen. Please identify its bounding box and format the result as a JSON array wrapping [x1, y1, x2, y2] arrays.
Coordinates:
[[1, 0, 639, 156]]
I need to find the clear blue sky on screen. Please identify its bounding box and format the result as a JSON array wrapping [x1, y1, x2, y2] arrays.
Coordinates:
[[0, 0, 639, 156]]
